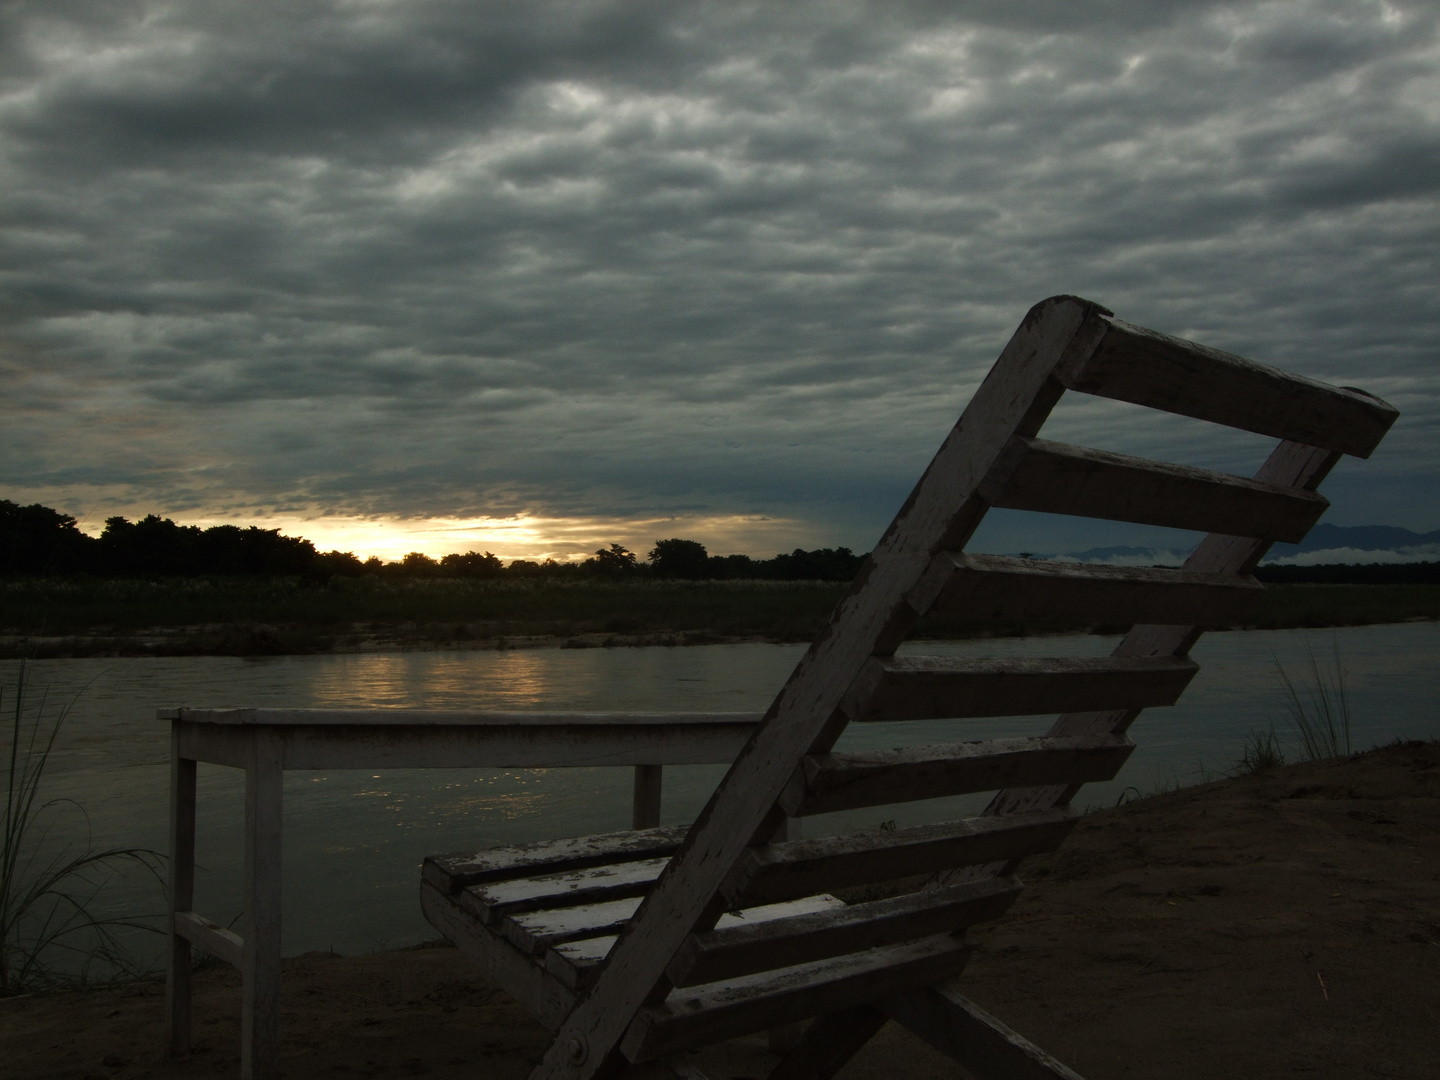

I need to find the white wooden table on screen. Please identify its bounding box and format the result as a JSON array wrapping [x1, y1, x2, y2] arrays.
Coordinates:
[[160, 707, 762, 1080]]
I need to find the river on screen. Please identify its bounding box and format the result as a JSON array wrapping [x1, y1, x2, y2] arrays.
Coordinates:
[[6, 621, 1438, 971]]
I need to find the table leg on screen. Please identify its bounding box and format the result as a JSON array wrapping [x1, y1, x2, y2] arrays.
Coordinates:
[[632, 764, 663, 830], [165, 732, 197, 1060], [241, 730, 284, 1080]]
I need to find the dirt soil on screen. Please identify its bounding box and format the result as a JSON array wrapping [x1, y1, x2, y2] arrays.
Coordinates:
[[3, 741, 1437, 1080]]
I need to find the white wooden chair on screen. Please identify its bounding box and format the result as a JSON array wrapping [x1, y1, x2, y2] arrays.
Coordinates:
[[421, 295, 1396, 1080]]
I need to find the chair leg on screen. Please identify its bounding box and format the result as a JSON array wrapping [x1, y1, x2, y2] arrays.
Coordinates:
[[881, 982, 1085, 1080], [764, 1004, 887, 1080], [766, 814, 806, 1054]]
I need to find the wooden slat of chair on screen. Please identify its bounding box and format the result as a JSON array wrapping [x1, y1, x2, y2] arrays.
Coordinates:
[[545, 935, 623, 991], [915, 553, 1261, 626], [173, 911, 243, 969], [845, 654, 1197, 723], [502, 896, 646, 956], [781, 734, 1133, 817], [982, 440, 1348, 824], [424, 824, 687, 894], [619, 935, 974, 1065], [1055, 312, 1397, 457], [464, 856, 670, 922], [668, 876, 1021, 988], [981, 436, 1329, 541], [546, 895, 848, 993], [720, 808, 1075, 908]]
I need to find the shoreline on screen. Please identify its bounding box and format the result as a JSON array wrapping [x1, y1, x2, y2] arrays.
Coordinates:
[[4, 579, 1438, 659], [5, 613, 1439, 660], [3, 625, 799, 659], [2, 741, 1436, 1078]]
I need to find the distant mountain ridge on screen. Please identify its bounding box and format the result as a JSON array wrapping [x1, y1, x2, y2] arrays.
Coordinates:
[[1267, 523, 1440, 556]]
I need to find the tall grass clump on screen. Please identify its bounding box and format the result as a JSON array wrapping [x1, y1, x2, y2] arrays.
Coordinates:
[[1274, 639, 1353, 761], [1234, 727, 1287, 775], [2, 663, 162, 994]]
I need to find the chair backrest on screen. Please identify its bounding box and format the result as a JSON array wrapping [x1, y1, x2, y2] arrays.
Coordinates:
[[532, 295, 1397, 1079]]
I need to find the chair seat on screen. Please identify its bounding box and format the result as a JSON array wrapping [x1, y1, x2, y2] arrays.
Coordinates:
[[422, 826, 1022, 1060]]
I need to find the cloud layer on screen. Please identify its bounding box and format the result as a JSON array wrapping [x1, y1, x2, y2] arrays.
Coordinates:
[[3, 0, 1438, 557]]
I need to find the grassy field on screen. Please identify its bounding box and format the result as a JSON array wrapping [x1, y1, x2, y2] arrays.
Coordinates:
[[2, 576, 1437, 657]]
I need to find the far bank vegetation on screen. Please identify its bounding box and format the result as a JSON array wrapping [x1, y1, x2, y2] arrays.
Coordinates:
[[2, 501, 1438, 657]]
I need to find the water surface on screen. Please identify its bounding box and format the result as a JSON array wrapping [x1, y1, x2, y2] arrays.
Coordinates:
[[8, 622, 1437, 964]]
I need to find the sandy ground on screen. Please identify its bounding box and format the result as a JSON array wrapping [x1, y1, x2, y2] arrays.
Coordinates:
[[4, 741, 1437, 1079]]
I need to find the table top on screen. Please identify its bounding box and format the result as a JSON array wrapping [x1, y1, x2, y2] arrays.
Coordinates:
[[160, 707, 765, 727]]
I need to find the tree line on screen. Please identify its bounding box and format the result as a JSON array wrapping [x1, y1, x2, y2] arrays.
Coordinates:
[[0, 500, 868, 582], [1253, 561, 1440, 585]]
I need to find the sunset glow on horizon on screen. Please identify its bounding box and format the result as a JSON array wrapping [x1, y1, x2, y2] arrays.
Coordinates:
[[76, 510, 828, 565]]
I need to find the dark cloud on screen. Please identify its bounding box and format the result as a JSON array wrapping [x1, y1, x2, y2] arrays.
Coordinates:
[[2, 0, 1437, 555]]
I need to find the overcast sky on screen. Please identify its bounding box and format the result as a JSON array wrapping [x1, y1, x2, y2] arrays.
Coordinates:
[[3, 0, 1437, 561]]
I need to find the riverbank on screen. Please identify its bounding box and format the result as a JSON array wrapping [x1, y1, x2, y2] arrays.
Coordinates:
[[3, 740, 1436, 1079], [4, 577, 1438, 658]]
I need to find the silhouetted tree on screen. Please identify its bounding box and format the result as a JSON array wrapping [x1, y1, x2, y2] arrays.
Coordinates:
[[89, 514, 318, 577], [401, 551, 441, 576], [583, 543, 639, 577], [314, 550, 365, 578], [98, 515, 202, 575], [649, 538, 709, 579], [762, 547, 867, 582], [0, 500, 96, 575], [1255, 562, 1440, 584], [194, 524, 315, 576], [440, 550, 504, 578]]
